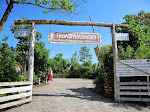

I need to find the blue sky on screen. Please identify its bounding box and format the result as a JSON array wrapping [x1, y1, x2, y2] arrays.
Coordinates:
[[0, 0, 150, 64]]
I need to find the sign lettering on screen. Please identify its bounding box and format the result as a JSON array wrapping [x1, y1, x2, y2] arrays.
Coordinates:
[[116, 59, 150, 76], [48, 32, 101, 45]]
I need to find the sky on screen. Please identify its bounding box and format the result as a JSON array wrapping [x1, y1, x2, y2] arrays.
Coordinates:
[[0, 0, 150, 64]]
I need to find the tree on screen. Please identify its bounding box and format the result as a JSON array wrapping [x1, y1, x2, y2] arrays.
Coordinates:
[[69, 51, 81, 78], [48, 53, 70, 77], [70, 51, 79, 64], [134, 10, 150, 27], [10, 17, 43, 76], [116, 12, 150, 59], [0, 38, 22, 82], [34, 41, 50, 76], [69, 50, 96, 79], [79, 46, 92, 64], [0, 0, 87, 34]]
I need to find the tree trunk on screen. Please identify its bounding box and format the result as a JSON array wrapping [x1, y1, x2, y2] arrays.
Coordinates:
[[0, 0, 13, 35], [24, 59, 26, 76]]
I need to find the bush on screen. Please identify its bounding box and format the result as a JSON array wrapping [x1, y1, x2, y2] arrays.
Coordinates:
[[53, 73, 69, 78], [33, 72, 38, 85]]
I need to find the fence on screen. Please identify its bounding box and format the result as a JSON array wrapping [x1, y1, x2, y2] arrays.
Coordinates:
[[0, 81, 32, 110], [117, 76, 150, 102]]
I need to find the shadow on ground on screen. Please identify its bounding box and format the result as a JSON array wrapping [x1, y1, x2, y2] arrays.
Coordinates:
[[33, 87, 146, 111]]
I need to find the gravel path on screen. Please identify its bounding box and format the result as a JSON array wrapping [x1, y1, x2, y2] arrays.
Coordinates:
[[6, 78, 150, 112]]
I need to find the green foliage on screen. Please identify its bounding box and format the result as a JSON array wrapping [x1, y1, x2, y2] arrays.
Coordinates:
[[134, 10, 150, 26], [68, 47, 96, 79], [0, 41, 22, 82], [14, 0, 87, 15], [118, 45, 134, 60], [34, 41, 50, 75], [33, 72, 38, 85], [79, 46, 92, 64], [48, 53, 70, 78], [94, 45, 114, 95], [10, 17, 43, 77], [117, 12, 150, 59], [68, 62, 81, 78]]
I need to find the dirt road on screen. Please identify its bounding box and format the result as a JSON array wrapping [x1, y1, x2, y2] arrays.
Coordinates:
[[6, 78, 149, 112]]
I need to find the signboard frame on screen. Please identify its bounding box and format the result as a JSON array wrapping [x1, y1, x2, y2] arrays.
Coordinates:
[[48, 32, 101, 45], [14, 29, 31, 37], [116, 33, 129, 41]]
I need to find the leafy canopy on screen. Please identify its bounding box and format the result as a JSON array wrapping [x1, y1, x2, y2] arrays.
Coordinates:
[[13, 0, 87, 15]]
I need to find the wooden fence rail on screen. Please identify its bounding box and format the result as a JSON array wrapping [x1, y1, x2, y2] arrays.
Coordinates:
[[0, 81, 32, 110], [117, 80, 150, 102]]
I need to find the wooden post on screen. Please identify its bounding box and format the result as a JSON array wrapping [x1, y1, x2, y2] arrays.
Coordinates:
[[46, 76, 48, 84], [111, 24, 118, 101], [28, 22, 35, 82], [39, 77, 40, 85]]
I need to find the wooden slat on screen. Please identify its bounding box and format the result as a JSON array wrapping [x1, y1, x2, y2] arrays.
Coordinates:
[[0, 81, 32, 87], [118, 91, 150, 95], [0, 97, 32, 109], [0, 91, 32, 103], [14, 20, 128, 28], [0, 85, 32, 94], [118, 97, 150, 102], [118, 82, 150, 85], [117, 86, 150, 90]]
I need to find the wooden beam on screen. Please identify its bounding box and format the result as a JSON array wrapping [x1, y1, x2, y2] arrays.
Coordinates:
[[14, 20, 128, 28], [118, 91, 150, 95], [0, 91, 32, 103], [0, 97, 32, 109], [28, 22, 35, 82], [111, 24, 118, 102], [0, 81, 32, 87], [117, 86, 150, 90], [0, 85, 32, 94], [118, 97, 150, 102], [118, 82, 150, 85]]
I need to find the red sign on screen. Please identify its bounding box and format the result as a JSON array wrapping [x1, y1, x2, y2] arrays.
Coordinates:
[[48, 32, 101, 44]]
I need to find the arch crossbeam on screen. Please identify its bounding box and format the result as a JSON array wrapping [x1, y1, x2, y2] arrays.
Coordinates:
[[14, 20, 128, 28]]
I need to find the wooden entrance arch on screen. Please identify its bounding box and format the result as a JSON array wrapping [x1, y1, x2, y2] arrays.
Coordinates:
[[14, 20, 128, 101]]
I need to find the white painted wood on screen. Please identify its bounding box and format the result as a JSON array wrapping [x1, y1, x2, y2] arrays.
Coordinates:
[[117, 86, 150, 90], [0, 97, 32, 109], [0, 91, 32, 102], [0, 85, 32, 94], [118, 82, 150, 85], [28, 22, 35, 81], [0, 81, 32, 87], [118, 91, 150, 95], [118, 97, 150, 102]]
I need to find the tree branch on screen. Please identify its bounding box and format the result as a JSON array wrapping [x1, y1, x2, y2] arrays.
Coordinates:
[[13, 1, 60, 10], [6, 0, 9, 5]]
